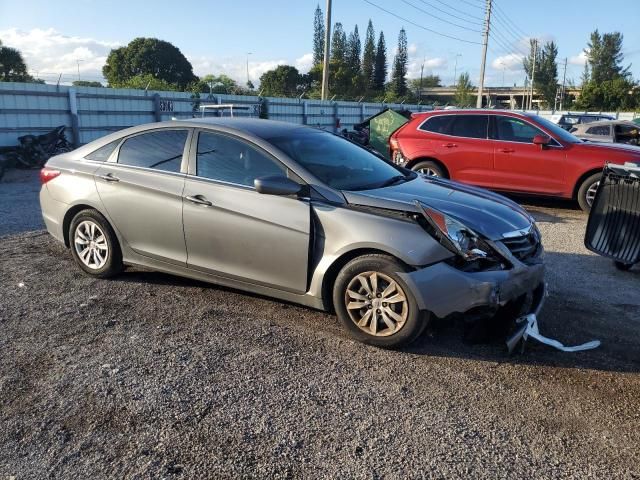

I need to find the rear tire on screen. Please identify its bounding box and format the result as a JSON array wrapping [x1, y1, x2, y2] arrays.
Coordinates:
[[412, 160, 446, 178], [577, 172, 602, 212], [333, 254, 427, 348], [69, 209, 123, 278]]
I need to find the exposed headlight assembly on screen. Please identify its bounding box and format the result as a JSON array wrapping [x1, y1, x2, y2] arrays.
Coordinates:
[[415, 202, 495, 261]]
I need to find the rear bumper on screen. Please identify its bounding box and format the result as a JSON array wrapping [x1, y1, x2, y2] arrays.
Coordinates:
[[398, 260, 545, 319], [40, 185, 67, 244]]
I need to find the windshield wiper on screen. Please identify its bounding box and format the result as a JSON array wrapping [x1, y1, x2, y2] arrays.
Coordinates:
[[378, 174, 410, 188]]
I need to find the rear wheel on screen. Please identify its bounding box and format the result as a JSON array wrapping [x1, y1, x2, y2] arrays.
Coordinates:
[[333, 254, 426, 348], [412, 160, 446, 178], [577, 173, 602, 212], [69, 209, 123, 278]]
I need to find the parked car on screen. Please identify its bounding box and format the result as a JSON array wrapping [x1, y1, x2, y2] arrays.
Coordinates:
[[389, 110, 640, 211], [570, 120, 640, 145], [548, 113, 615, 131], [40, 118, 545, 348]]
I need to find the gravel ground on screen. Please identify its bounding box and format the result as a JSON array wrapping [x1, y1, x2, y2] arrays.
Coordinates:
[[1, 171, 639, 479]]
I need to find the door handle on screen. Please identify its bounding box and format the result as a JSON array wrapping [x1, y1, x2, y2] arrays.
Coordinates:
[[442, 143, 458, 148], [499, 148, 515, 153], [98, 173, 119, 182], [185, 195, 213, 207]]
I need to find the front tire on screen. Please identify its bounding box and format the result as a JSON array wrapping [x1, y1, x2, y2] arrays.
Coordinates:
[[69, 209, 123, 278], [333, 254, 426, 348], [577, 172, 602, 212]]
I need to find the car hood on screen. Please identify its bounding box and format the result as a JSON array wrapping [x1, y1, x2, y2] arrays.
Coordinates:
[[343, 176, 534, 240], [574, 141, 640, 157]]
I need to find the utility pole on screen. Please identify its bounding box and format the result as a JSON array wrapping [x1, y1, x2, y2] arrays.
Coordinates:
[[320, 0, 332, 100], [528, 39, 537, 110], [246, 52, 252, 87], [476, 0, 492, 108], [419, 57, 424, 100], [559, 57, 567, 111], [76, 59, 83, 82], [453, 53, 461, 86]]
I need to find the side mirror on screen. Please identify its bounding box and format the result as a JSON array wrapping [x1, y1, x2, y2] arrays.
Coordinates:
[[254, 175, 302, 196], [532, 134, 551, 147]]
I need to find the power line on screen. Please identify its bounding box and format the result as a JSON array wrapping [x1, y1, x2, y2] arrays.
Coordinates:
[[490, 28, 530, 57], [457, 0, 485, 10], [491, 9, 529, 45], [415, 0, 483, 26], [430, 0, 485, 22], [400, 0, 482, 33], [492, 1, 529, 39], [362, 0, 482, 44]]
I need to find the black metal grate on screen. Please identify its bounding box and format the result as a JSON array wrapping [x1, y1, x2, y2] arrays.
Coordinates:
[[502, 232, 540, 263], [585, 166, 640, 265]]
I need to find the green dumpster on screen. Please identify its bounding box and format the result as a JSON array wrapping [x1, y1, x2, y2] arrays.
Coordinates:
[[369, 109, 410, 160]]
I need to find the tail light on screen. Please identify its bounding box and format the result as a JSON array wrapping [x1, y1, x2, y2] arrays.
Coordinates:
[[40, 167, 61, 184], [389, 135, 406, 165]]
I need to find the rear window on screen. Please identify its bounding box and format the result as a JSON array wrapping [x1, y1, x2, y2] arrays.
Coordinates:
[[420, 115, 488, 139], [586, 126, 610, 136], [117, 130, 188, 173], [85, 139, 120, 162]]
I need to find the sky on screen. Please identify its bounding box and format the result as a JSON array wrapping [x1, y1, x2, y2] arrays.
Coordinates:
[[0, 0, 638, 88]]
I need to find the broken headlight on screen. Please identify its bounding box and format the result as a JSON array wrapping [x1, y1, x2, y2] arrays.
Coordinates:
[[416, 202, 497, 262]]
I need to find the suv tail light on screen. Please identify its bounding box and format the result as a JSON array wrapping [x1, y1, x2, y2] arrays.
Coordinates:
[[40, 167, 61, 184], [389, 135, 406, 165]]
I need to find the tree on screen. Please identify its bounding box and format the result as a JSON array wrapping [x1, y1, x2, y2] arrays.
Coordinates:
[[331, 23, 347, 63], [587, 30, 629, 84], [259, 65, 303, 97], [0, 40, 30, 82], [192, 74, 239, 94], [409, 75, 441, 91], [523, 40, 559, 108], [362, 20, 376, 90], [346, 25, 361, 74], [373, 31, 387, 91], [575, 30, 638, 110], [390, 28, 408, 97], [118, 74, 179, 91], [72, 80, 103, 87], [454, 72, 474, 107], [313, 5, 325, 66], [103, 37, 196, 89]]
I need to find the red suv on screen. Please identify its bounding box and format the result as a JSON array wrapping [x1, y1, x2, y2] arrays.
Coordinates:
[[389, 110, 640, 210]]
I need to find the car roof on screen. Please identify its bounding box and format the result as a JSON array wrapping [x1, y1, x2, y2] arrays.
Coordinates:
[[411, 109, 537, 120], [175, 117, 312, 138], [577, 119, 635, 127]]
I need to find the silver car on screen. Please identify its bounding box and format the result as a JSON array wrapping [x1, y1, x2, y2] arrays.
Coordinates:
[[570, 120, 640, 145], [40, 119, 545, 348]]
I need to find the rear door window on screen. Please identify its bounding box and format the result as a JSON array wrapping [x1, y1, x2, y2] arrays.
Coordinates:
[[117, 130, 188, 173], [419, 115, 454, 135], [586, 126, 610, 136], [420, 115, 488, 139]]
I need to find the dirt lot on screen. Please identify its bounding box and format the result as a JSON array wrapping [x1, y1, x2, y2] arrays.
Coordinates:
[[0, 170, 639, 479]]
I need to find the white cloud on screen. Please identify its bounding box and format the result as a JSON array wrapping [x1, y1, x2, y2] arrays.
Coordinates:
[[188, 55, 288, 85], [295, 53, 313, 73], [0, 28, 119, 82], [491, 53, 524, 71], [569, 51, 587, 66]]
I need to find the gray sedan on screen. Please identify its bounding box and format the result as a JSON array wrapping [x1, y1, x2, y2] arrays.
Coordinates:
[[571, 120, 640, 145], [39, 118, 544, 347]]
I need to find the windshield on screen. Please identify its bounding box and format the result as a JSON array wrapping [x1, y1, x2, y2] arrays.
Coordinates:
[[530, 115, 582, 143], [266, 129, 413, 191]]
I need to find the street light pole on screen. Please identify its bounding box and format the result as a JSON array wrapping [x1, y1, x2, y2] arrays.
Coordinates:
[[419, 57, 424, 99], [76, 59, 83, 82], [453, 54, 461, 86], [476, 0, 492, 108], [321, 0, 332, 100]]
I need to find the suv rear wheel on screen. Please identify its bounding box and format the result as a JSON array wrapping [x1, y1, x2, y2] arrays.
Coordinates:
[[333, 254, 426, 348], [412, 160, 446, 178]]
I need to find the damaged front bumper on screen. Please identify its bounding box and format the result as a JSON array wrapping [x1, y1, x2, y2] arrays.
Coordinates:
[[398, 260, 545, 320]]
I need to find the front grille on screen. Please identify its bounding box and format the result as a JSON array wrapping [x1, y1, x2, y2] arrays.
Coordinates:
[[502, 231, 541, 263]]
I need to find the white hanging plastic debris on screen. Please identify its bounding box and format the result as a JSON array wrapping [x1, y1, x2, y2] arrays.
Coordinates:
[[519, 313, 601, 352]]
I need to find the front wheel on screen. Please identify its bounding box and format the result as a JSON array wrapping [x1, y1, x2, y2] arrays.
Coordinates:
[[333, 254, 426, 348], [577, 173, 602, 212]]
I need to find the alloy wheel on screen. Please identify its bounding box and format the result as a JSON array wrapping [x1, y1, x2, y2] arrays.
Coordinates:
[[586, 181, 600, 207], [344, 271, 409, 337], [417, 167, 439, 177], [74, 220, 109, 270]]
